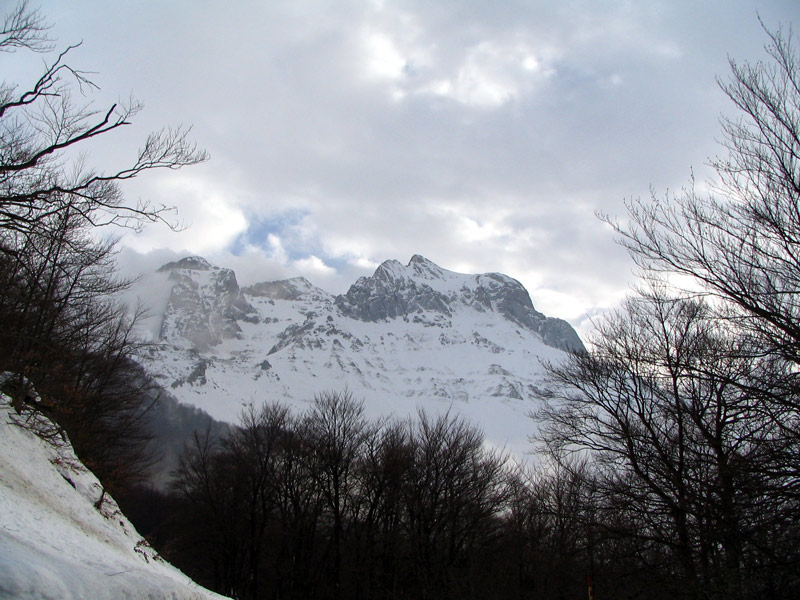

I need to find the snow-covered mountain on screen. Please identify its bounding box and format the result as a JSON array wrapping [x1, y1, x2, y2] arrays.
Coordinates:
[[134, 255, 583, 455]]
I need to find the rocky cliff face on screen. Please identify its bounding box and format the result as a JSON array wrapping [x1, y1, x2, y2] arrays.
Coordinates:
[[336, 255, 583, 352], [336, 257, 454, 321], [157, 257, 257, 350]]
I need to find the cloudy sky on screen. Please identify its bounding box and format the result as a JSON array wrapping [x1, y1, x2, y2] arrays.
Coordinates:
[[18, 1, 800, 335]]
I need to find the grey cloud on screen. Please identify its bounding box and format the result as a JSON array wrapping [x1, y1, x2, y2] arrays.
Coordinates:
[[35, 0, 800, 333]]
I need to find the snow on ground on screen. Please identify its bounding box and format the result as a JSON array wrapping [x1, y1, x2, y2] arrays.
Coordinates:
[[0, 396, 228, 600]]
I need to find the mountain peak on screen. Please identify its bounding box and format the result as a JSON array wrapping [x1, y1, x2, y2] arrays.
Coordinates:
[[408, 254, 446, 280], [408, 254, 435, 266], [148, 254, 583, 354], [135, 254, 584, 460], [157, 256, 213, 272], [333, 255, 584, 352], [374, 259, 406, 282]]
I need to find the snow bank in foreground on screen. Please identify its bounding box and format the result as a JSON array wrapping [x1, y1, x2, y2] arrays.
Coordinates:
[[0, 396, 227, 599]]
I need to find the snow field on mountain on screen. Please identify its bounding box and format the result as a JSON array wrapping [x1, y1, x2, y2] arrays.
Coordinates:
[[142, 277, 565, 457], [0, 396, 227, 599]]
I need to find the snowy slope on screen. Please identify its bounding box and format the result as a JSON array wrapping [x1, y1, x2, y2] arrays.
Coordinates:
[[0, 396, 228, 600], [133, 255, 583, 456]]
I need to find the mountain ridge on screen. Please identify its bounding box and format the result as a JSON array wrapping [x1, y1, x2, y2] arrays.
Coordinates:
[[133, 254, 583, 455]]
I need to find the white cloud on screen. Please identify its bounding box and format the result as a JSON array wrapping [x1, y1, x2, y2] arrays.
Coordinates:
[[266, 234, 289, 264], [354, 4, 556, 108], [423, 40, 555, 108], [293, 255, 336, 276], [361, 29, 408, 81], [120, 172, 248, 255], [427, 202, 514, 243]]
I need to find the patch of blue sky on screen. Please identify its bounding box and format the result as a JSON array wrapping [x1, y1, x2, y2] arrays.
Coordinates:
[[229, 211, 310, 256], [229, 210, 351, 273], [319, 255, 351, 272]]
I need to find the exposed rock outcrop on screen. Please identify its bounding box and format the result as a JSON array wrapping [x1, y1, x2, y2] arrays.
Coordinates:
[[158, 256, 257, 349]]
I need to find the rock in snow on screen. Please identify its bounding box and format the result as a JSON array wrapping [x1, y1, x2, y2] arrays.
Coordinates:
[[0, 396, 227, 600]]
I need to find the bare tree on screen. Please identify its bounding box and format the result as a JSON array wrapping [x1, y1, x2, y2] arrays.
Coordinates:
[[402, 410, 508, 600], [589, 26, 800, 595], [172, 427, 248, 596], [222, 402, 292, 599], [0, 2, 206, 500], [303, 390, 372, 600], [0, 1, 207, 246], [0, 207, 162, 490], [609, 24, 800, 386], [0, 1, 51, 53], [538, 283, 794, 600], [349, 420, 410, 599]]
